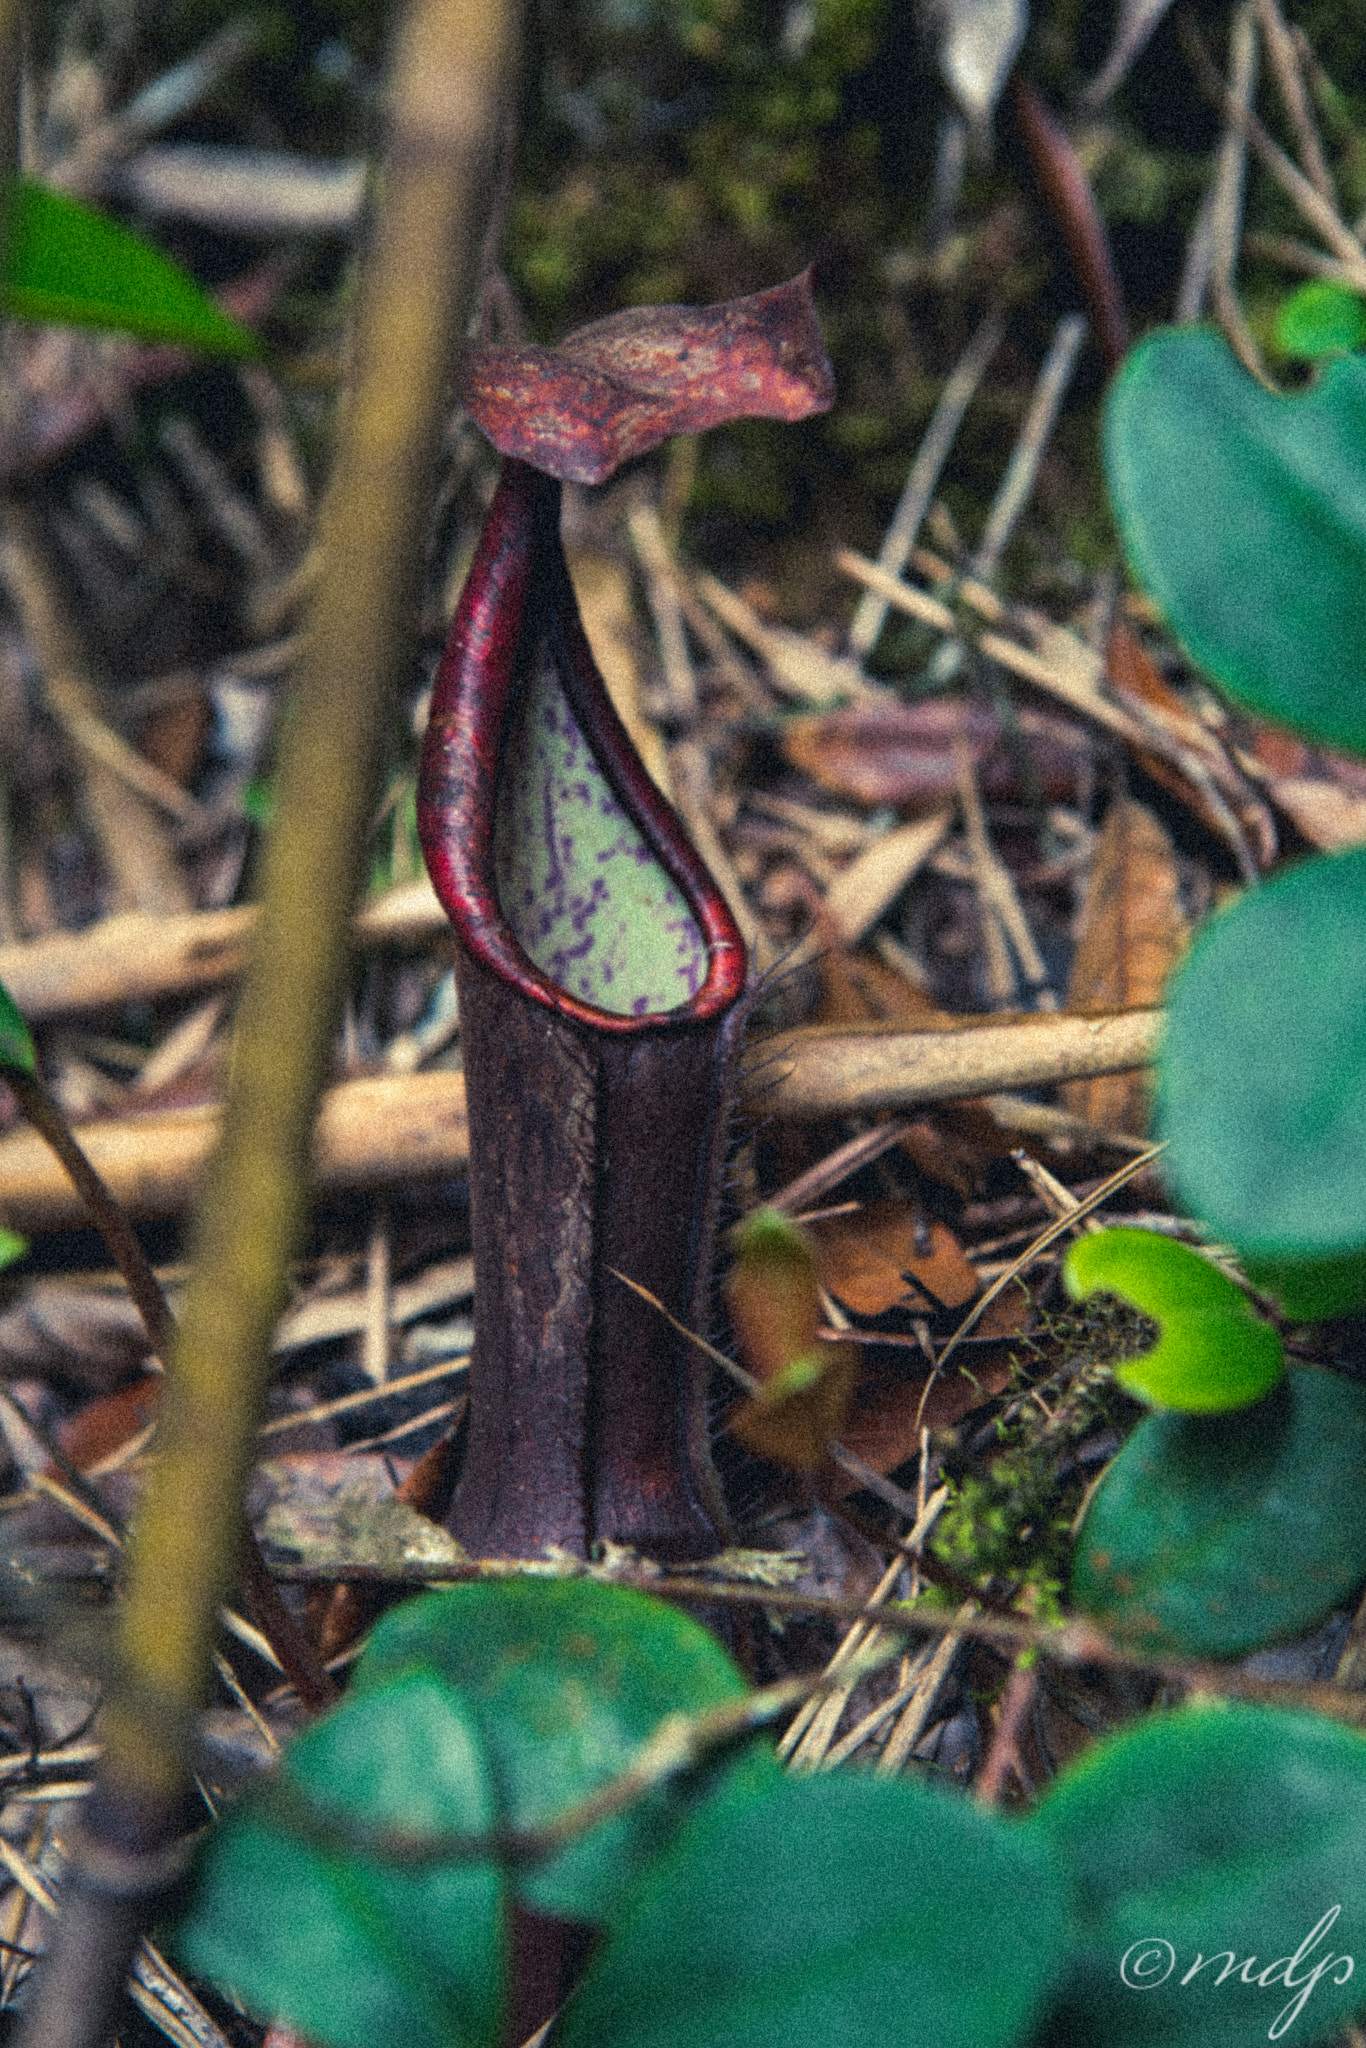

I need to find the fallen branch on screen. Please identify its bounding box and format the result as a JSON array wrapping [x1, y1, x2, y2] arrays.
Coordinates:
[[0, 877, 449, 1022], [0, 1069, 470, 1228], [0, 1011, 1163, 1227], [749, 1008, 1163, 1120]]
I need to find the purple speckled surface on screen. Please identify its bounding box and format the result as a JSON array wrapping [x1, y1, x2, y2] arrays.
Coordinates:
[[493, 642, 707, 1015]]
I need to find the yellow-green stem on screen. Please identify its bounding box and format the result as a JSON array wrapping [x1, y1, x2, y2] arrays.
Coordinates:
[[97, 0, 520, 1801]]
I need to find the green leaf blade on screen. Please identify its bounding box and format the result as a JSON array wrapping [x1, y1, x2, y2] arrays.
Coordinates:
[[558, 1774, 1070, 2048], [1104, 327, 1366, 754], [351, 1578, 780, 1921], [1072, 1366, 1366, 1657], [174, 1675, 505, 2048], [1062, 1227, 1283, 1411], [3, 181, 260, 357], [1157, 848, 1366, 1304], [1028, 1701, 1366, 2048], [0, 980, 36, 1078], [1275, 279, 1366, 359]]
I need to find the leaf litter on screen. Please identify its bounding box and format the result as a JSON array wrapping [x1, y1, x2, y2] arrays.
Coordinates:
[[1, 2, 1366, 2033]]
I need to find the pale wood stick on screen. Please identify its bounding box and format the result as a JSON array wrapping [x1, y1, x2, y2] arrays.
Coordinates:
[[0, 1069, 469, 1229], [751, 1009, 1163, 1121], [0, 1011, 1161, 1226], [0, 877, 448, 1020]]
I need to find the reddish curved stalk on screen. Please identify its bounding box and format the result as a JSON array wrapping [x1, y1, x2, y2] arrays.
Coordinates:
[[1013, 78, 1130, 374]]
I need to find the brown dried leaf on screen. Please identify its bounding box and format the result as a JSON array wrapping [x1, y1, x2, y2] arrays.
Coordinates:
[[822, 1352, 1015, 1492], [726, 1209, 860, 1470], [1249, 726, 1366, 851], [783, 697, 995, 808], [821, 809, 953, 945], [1106, 617, 1208, 748], [1106, 619, 1276, 865], [809, 1200, 980, 1315], [1063, 796, 1187, 1133], [815, 947, 953, 1030], [783, 697, 1086, 809], [728, 1342, 861, 1471], [59, 1372, 160, 1470], [459, 271, 835, 486]]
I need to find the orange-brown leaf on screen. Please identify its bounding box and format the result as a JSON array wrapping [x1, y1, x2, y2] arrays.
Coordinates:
[[821, 1355, 1014, 1492], [1064, 796, 1187, 1133], [728, 1342, 860, 1470], [809, 1200, 980, 1316]]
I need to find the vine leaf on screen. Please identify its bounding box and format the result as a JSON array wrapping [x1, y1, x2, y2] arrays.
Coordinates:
[[175, 1580, 782, 2048], [458, 271, 834, 486], [1027, 1701, 1366, 2048], [3, 180, 261, 356], [1062, 1227, 1283, 1412], [1072, 1365, 1366, 1657], [175, 1674, 505, 2048], [347, 1578, 778, 1921], [1104, 328, 1366, 755], [1157, 845, 1366, 1315], [558, 1772, 1070, 2048]]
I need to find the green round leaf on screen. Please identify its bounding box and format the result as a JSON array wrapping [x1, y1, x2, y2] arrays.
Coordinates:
[[174, 1674, 504, 2048], [3, 181, 261, 357], [1104, 327, 1366, 753], [352, 1578, 779, 1921], [1157, 848, 1366, 1306], [1073, 1366, 1366, 1658], [1029, 1701, 1366, 2048], [0, 980, 36, 1078], [558, 1773, 1070, 2048], [1062, 1228, 1283, 1412], [1275, 279, 1366, 360]]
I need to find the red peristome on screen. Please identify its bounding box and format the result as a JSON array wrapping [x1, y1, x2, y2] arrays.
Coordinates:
[[459, 269, 835, 485], [418, 457, 746, 1030]]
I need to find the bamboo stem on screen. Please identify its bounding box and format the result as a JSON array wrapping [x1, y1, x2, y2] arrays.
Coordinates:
[[18, 0, 520, 2042]]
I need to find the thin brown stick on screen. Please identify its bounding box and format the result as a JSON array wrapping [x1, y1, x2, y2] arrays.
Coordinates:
[[847, 307, 1005, 658], [4, 1071, 173, 1361], [260, 1550, 1366, 1731], [974, 1656, 1039, 1804], [1011, 83, 1128, 371], [0, 879, 447, 1024], [1252, 0, 1336, 208], [1180, 13, 1366, 292], [3, 1070, 336, 1710], [1206, 5, 1272, 384]]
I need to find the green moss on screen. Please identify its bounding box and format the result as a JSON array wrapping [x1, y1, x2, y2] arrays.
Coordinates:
[[930, 1295, 1154, 1619]]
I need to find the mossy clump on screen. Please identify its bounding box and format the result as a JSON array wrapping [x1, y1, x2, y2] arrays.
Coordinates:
[[930, 1292, 1156, 1619]]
